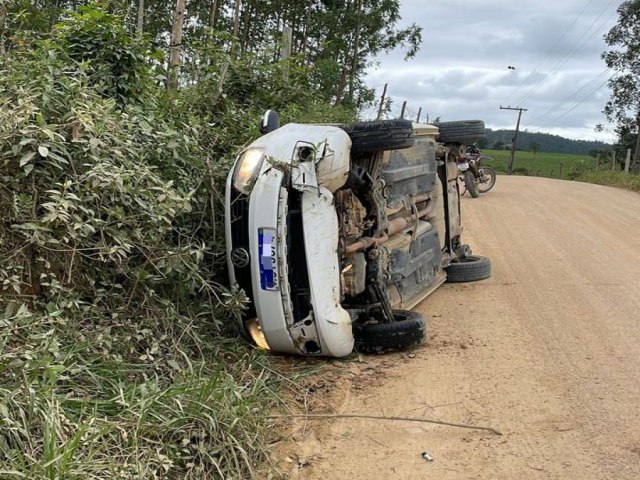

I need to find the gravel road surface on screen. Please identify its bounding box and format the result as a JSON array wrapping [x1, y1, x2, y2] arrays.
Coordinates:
[[283, 176, 640, 479]]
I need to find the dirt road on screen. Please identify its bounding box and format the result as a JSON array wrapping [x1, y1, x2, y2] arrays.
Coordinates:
[[282, 176, 640, 479]]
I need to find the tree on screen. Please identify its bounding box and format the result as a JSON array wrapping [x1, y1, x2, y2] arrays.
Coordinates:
[[0, 0, 6, 56], [167, 0, 186, 90], [602, 0, 640, 171], [530, 141, 540, 160]]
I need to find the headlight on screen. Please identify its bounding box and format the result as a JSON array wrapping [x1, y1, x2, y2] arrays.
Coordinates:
[[233, 148, 265, 194]]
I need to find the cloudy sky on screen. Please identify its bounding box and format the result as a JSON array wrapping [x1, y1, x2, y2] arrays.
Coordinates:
[[364, 0, 623, 142]]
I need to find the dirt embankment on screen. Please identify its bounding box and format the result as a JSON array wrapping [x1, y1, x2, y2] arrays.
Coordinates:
[[277, 176, 640, 480]]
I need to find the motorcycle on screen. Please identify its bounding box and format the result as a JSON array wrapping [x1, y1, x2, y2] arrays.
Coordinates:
[[457, 147, 496, 198]]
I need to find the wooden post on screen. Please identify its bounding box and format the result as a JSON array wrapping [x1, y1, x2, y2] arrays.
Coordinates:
[[611, 150, 616, 171], [416, 107, 422, 123], [500, 106, 528, 175], [559, 163, 563, 179], [400, 101, 407, 119], [634, 114, 640, 174], [376, 83, 388, 120], [624, 148, 631, 173]]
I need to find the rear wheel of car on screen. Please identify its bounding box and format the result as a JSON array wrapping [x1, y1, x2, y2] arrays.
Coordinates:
[[463, 170, 479, 198], [436, 120, 485, 144], [445, 255, 491, 283], [353, 309, 426, 354], [340, 119, 415, 153]]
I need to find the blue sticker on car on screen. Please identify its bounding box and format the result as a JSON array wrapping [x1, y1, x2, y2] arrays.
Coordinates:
[[258, 228, 279, 291]]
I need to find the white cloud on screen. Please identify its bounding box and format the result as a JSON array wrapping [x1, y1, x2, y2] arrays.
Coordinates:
[[363, 0, 623, 143]]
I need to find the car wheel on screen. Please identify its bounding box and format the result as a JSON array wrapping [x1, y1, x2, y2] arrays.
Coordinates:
[[353, 309, 427, 354], [435, 120, 485, 144], [340, 119, 415, 153], [463, 171, 479, 198], [445, 255, 491, 283]]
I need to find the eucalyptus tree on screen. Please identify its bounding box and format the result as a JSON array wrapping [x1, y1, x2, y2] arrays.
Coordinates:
[[602, 0, 640, 168]]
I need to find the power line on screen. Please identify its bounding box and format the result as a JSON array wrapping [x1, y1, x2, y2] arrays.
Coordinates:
[[528, 67, 611, 125], [514, 0, 617, 106], [533, 75, 613, 132], [503, 0, 596, 105]]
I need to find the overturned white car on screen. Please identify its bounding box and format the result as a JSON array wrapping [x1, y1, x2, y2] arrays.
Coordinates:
[[225, 114, 490, 357]]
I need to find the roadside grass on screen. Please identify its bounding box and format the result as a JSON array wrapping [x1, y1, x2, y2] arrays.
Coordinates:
[[0, 307, 310, 480], [480, 149, 640, 193], [575, 171, 640, 193], [481, 149, 593, 179]]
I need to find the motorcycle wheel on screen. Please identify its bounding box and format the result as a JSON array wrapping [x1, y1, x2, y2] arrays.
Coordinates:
[[477, 166, 496, 193], [464, 170, 479, 198], [458, 175, 467, 196]]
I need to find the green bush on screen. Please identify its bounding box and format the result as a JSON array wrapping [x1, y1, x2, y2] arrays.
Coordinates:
[[0, 10, 273, 480]]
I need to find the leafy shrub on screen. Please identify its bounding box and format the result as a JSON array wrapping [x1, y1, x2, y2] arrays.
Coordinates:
[[0, 3, 361, 477], [0, 11, 269, 480], [566, 160, 594, 180]]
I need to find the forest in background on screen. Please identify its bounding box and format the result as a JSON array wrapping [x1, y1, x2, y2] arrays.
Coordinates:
[[0, 1, 421, 478], [481, 129, 610, 156]]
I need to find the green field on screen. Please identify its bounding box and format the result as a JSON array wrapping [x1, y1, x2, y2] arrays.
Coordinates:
[[480, 149, 596, 179], [477, 149, 640, 193]]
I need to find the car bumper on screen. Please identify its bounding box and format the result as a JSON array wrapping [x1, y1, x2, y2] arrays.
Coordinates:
[[226, 167, 354, 357]]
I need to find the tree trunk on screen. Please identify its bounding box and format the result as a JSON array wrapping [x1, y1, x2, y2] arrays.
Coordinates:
[[136, 0, 144, 36], [230, 0, 241, 56], [300, 0, 312, 63], [334, 66, 348, 106], [167, 0, 186, 91], [240, 2, 252, 54], [348, 0, 362, 102], [209, 0, 219, 29], [0, 2, 7, 56]]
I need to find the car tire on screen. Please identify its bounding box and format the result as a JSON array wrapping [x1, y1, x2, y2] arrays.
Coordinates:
[[340, 119, 415, 153], [353, 309, 426, 354], [445, 255, 491, 283], [436, 120, 485, 144], [464, 170, 479, 198]]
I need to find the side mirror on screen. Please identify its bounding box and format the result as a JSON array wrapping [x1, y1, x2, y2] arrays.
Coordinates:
[[260, 110, 280, 134]]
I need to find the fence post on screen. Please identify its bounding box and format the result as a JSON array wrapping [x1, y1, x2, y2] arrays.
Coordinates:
[[611, 150, 616, 171], [624, 148, 631, 173], [376, 83, 388, 120]]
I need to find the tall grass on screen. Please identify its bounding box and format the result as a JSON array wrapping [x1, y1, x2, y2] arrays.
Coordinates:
[[0, 304, 294, 479], [481, 149, 594, 179], [575, 171, 640, 193]]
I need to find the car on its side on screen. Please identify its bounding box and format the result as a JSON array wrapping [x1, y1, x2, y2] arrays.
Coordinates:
[[225, 114, 490, 357]]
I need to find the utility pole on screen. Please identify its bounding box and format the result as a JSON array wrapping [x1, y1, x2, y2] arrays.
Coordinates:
[[376, 83, 388, 120], [500, 106, 527, 175], [416, 107, 422, 123], [400, 100, 407, 119]]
